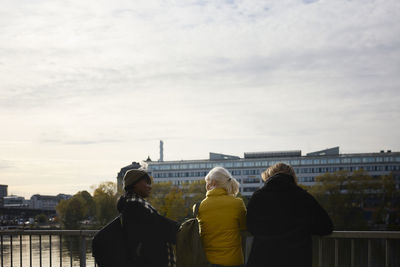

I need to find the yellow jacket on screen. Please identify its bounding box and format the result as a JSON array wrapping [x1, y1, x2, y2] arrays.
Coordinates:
[[197, 188, 247, 266]]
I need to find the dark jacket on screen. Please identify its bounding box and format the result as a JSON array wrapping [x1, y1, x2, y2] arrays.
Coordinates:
[[117, 195, 180, 267], [246, 173, 333, 267]]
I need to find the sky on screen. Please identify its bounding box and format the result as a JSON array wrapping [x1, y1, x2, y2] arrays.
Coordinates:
[[0, 0, 399, 198]]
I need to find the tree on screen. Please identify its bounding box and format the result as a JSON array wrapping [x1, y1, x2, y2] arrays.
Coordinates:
[[147, 180, 207, 222], [57, 195, 88, 229], [93, 182, 119, 226], [56, 190, 95, 229], [308, 170, 399, 230], [35, 214, 48, 224], [309, 170, 369, 230]]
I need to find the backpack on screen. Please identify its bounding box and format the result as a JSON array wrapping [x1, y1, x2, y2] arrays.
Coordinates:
[[92, 215, 131, 267], [176, 203, 211, 267]]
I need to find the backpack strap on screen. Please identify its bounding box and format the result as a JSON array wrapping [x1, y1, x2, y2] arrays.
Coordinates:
[[193, 202, 200, 217]]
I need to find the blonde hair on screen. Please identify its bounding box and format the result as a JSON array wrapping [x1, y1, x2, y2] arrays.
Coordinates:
[[205, 167, 240, 196], [261, 163, 298, 183]]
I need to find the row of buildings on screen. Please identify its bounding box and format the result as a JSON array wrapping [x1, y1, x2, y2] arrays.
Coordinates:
[[0, 185, 71, 211], [117, 146, 400, 198]]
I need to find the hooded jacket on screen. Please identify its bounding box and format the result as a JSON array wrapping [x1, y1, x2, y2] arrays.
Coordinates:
[[246, 173, 333, 267]]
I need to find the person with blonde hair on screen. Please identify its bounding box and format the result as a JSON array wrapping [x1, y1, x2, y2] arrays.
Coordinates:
[[246, 163, 333, 267], [197, 167, 247, 267]]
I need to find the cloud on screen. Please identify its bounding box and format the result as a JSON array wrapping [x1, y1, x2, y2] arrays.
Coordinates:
[[0, 0, 399, 197]]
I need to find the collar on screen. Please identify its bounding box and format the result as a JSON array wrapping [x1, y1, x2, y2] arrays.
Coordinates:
[[206, 187, 228, 197], [265, 173, 296, 186]]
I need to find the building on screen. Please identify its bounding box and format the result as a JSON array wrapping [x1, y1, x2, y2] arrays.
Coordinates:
[[0, 185, 7, 208], [3, 195, 30, 208], [0, 184, 7, 198], [144, 147, 400, 198], [30, 194, 72, 211]]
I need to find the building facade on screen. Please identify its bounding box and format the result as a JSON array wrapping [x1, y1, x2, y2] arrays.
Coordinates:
[[0, 185, 7, 208], [144, 147, 400, 198], [30, 194, 72, 210], [3, 195, 30, 208]]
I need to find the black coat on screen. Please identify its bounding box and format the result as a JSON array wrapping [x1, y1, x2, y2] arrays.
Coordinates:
[[246, 173, 333, 267], [117, 196, 180, 267]]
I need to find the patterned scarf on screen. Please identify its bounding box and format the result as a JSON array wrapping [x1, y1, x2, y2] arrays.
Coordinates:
[[126, 193, 176, 267]]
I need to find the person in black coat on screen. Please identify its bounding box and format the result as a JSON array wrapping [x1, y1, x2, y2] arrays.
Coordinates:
[[246, 163, 333, 267], [117, 169, 180, 267]]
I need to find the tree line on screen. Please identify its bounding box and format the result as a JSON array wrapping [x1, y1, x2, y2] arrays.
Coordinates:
[[56, 170, 399, 230]]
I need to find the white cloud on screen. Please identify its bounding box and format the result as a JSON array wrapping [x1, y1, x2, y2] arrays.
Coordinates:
[[0, 0, 399, 197]]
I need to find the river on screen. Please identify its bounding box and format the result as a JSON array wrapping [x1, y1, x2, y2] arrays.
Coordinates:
[[1, 235, 95, 267]]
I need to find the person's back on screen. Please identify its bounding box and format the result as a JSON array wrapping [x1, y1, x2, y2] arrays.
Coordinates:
[[246, 163, 333, 267], [197, 167, 246, 267]]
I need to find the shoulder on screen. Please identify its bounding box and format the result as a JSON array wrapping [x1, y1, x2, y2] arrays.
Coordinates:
[[122, 198, 152, 215]]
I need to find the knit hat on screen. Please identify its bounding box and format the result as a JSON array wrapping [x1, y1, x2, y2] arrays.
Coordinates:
[[123, 169, 151, 190]]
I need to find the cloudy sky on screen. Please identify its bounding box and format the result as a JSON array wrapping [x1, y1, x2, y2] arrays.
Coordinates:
[[1, 0, 399, 198]]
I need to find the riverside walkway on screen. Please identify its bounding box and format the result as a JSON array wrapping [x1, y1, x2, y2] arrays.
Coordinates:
[[1, 230, 399, 267]]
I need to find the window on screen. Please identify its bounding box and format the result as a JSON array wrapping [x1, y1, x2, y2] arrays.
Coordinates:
[[231, 170, 241, 175], [352, 158, 361, 163], [290, 160, 300, 165], [243, 178, 260, 184], [384, 157, 393, 162], [224, 162, 233, 168], [180, 164, 188, 169], [234, 162, 243, 167], [160, 165, 171, 170], [341, 158, 351, 164], [243, 187, 260, 192], [244, 161, 255, 167], [313, 159, 320, 164]]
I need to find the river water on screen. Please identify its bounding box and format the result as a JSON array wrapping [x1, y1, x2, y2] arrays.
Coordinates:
[[1, 235, 95, 267]]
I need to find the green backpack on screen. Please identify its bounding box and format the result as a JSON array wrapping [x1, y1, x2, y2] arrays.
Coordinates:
[[176, 203, 211, 267]]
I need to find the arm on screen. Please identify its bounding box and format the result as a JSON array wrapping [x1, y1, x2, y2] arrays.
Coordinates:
[[237, 198, 247, 231], [246, 191, 261, 235], [305, 192, 333, 235], [122, 202, 180, 243]]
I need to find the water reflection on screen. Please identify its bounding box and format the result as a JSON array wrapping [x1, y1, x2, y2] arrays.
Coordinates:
[[1, 235, 95, 267]]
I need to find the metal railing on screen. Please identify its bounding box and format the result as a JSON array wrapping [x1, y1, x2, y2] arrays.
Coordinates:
[[1, 230, 399, 267], [0, 230, 97, 267], [318, 231, 400, 267]]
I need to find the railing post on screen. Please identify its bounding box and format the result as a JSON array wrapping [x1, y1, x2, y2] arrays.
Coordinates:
[[1, 235, 3, 267], [385, 239, 389, 267], [10, 235, 13, 267], [39, 235, 42, 267], [367, 239, 371, 267], [318, 237, 322, 267], [19, 235, 22, 267], [335, 239, 339, 267], [59, 235, 62, 267], [351, 239, 355, 267], [49, 235, 52, 267], [29, 235, 32, 267], [80, 234, 86, 267]]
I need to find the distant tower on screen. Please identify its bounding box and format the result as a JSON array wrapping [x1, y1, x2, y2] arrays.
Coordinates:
[[159, 140, 164, 162]]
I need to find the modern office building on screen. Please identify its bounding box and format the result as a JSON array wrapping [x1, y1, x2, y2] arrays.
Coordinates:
[[0, 185, 7, 198], [3, 195, 30, 208], [0, 185, 7, 208], [30, 194, 72, 210], [141, 147, 400, 198]]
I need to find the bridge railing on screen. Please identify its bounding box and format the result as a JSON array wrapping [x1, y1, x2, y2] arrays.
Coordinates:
[[1, 230, 399, 267]]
